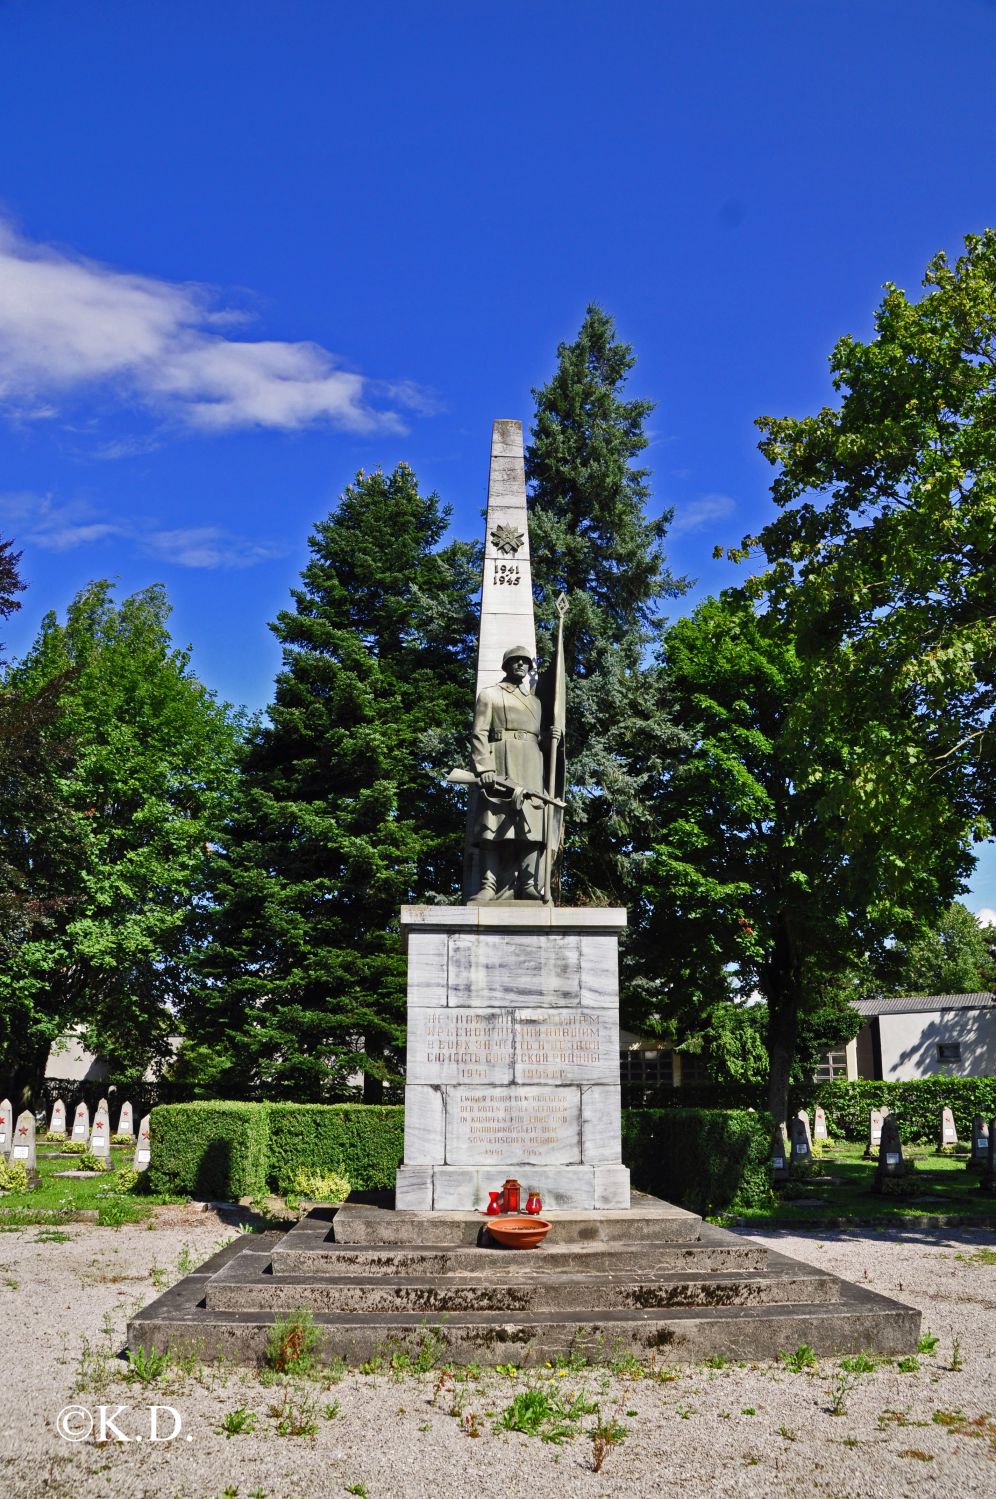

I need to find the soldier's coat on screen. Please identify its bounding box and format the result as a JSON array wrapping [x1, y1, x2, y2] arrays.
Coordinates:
[[470, 680, 546, 843]]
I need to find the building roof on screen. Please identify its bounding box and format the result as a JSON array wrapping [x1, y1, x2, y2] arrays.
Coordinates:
[[853, 993, 995, 1018]]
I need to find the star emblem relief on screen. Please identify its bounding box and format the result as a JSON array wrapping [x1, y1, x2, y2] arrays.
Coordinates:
[[490, 523, 525, 556]]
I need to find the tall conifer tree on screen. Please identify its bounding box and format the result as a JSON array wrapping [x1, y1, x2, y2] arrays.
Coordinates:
[[187, 465, 476, 1102], [526, 305, 686, 903]]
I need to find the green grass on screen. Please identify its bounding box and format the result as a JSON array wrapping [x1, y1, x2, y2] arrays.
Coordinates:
[[726, 1139, 996, 1225], [0, 1144, 185, 1225]]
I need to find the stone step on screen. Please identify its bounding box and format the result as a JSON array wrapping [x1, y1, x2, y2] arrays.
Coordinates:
[[270, 1238, 769, 1278], [128, 1237, 919, 1366], [299, 1197, 704, 1249], [204, 1251, 837, 1315]]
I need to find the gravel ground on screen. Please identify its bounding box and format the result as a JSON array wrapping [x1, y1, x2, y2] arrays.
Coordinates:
[[0, 1211, 994, 1499]]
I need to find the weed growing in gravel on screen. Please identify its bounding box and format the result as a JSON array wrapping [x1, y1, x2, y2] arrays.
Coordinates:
[[73, 1313, 118, 1394], [704, 1354, 729, 1369], [266, 1309, 320, 1377], [590, 1413, 627, 1472], [35, 1229, 72, 1243], [323, 1400, 341, 1421], [125, 1345, 170, 1384], [896, 1355, 920, 1374], [496, 1387, 598, 1444], [609, 1352, 644, 1380], [219, 1407, 257, 1438], [386, 1326, 444, 1377], [826, 1372, 855, 1416], [838, 1353, 876, 1374], [779, 1343, 817, 1372], [345, 1484, 369, 1497], [954, 1247, 996, 1265], [899, 1448, 935, 1461], [552, 1336, 589, 1372], [268, 1387, 320, 1437], [917, 1331, 940, 1355], [778, 1424, 797, 1441], [494, 1362, 520, 1377], [950, 1336, 964, 1371], [176, 1245, 195, 1277]]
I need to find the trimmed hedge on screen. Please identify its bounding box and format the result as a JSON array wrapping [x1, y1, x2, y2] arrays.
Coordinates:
[[266, 1104, 404, 1194], [146, 1102, 269, 1200], [801, 1078, 996, 1145], [621, 1107, 773, 1214]]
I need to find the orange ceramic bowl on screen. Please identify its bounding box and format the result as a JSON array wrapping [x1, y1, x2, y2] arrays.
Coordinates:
[[485, 1215, 551, 1249]]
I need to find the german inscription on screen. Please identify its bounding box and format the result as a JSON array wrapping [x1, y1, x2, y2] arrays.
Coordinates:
[[446, 1087, 580, 1164]]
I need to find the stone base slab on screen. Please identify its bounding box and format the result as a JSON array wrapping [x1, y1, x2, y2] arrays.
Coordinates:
[[395, 1163, 631, 1212]]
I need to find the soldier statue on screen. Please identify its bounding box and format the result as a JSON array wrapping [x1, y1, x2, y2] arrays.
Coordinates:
[[466, 643, 563, 901]]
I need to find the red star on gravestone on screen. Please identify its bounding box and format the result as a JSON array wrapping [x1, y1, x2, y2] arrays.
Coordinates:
[[94, 1121, 104, 1130], [17, 1125, 27, 1136], [141, 1131, 149, 1140]]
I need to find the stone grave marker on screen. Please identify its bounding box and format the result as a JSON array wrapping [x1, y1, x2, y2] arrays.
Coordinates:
[[795, 1109, 813, 1151], [813, 1105, 828, 1142], [770, 1123, 790, 1182], [48, 1098, 67, 1138], [939, 1106, 958, 1149], [134, 1115, 152, 1171], [788, 1116, 811, 1171], [968, 1114, 989, 1173], [89, 1101, 111, 1158], [9, 1110, 36, 1171], [875, 1114, 907, 1187], [981, 1118, 996, 1196], [71, 1102, 89, 1143], [116, 1101, 134, 1138], [0, 1098, 12, 1157], [866, 1107, 885, 1157]]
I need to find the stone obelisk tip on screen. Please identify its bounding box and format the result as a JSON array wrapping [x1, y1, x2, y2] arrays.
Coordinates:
[[475, 420, 537, 699]]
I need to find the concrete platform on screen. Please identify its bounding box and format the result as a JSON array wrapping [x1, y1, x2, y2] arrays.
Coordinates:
[[128, 1194, 921, 1366]]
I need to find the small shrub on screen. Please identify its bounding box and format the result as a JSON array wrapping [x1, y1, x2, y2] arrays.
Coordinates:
[[126, 1345, 170, 1384], [60, 1140, 88, 1155], [111, 1133, 135, 1146], [78, 1152, 112, 1173], [290, 1167, 352, 1203], [266, 1309, 320, 1376], [917, 1331, 940, 1355], [0, 1159, 30, 1192]]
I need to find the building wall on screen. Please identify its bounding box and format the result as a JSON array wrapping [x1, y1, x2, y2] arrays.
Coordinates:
[[878, 1008, 996, 1080]]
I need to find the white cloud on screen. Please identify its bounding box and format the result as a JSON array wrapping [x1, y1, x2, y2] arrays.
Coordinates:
[[976, 907, 996, 929], [0, 492, 285, 571], [670, 492, 737, 537], [0, 221, 427, 434]]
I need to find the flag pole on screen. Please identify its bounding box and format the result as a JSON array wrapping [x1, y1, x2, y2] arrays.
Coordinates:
[[543, 592, 568, 904]]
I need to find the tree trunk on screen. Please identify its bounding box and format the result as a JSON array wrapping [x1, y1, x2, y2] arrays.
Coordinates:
[[763, 914, 802, 1127]]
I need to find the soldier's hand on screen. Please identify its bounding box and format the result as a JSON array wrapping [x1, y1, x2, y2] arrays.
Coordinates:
[[479, 770, 497, 788], [548, 727, 563, 741]]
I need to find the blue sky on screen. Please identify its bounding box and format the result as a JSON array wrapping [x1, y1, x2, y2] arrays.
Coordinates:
[[1, 0, 994, 910]]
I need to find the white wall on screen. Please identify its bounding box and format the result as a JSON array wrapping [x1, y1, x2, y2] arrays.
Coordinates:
[[878, 1008, 996, 1080]]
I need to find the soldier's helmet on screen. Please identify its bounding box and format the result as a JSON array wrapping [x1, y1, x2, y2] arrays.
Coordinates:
[[502, 645, 533, 668]]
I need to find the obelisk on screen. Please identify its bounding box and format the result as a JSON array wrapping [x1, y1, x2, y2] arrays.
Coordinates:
[[475, 420, 537, 696]]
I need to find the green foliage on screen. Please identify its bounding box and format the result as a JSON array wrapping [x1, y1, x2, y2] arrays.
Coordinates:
[[125, 1345, 170, 1384], [496, 1387, 598, 1443], [0, 1159, 29, 1192], [266, 1103, 403, 1193], [266, 1309, 320, 1376], [526, 305, 686, 907], [779, 1343, 817, 1372], [185, 465, 477, 1101], [289, 1168, 352, 1203], [620, 1107, 773, 1214], [1, 580, 242, 1086], [219, 1406, 257, 1438], [882, 902, 996, 996], [146, 1103, 269, 1200], [744, 231, 996, 832], [806, 1077, 996, 1143], [77, 1152, 111, 1173]]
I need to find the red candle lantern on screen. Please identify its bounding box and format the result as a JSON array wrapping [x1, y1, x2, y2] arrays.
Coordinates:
[[525, 1190, 542, 1215], [485, 1190, 502, 1216], [502, 1178, 521, 1214]]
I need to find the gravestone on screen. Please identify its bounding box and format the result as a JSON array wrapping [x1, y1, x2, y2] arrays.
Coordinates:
[[981, 1118, 996, 1196], [788, 1116, 811, 1171], [875, 1114, 907, 1187], [116, 1101, 134, 1138], [71, 1102, 89, 1143], [795, 1109, 813, 1151], [813, 1104, 828, 1141], [48, 1099, 67, 1138], [866, 1107, 885, 1157], [968, 1114, 989, 1173], [89, 1101, 111, 1158], [133, 1116, 151, 1171], [9, 1111, 36, 1171], [770, 1122, 790, 1182], [939, 1106, 958, 1149], [394, 420, 629, 1212], [0, 1098, 12, 1158]]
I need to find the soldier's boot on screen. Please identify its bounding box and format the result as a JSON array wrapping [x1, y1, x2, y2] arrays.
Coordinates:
[[469, 845, 500, 903], [516, 851, 543, 901]]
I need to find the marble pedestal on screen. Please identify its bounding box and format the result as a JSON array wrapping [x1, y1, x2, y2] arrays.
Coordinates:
[[395, 904, 630, 1211]]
